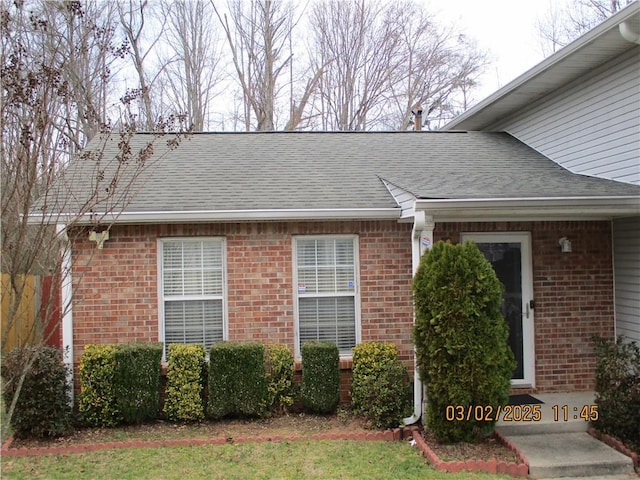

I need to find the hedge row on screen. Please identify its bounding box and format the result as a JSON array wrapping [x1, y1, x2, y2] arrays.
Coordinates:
[[78, 343, 163, 427], [3, 340, 413, 438]]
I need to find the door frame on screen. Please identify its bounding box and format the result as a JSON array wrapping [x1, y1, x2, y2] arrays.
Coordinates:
[[461, 232, 535, 388]]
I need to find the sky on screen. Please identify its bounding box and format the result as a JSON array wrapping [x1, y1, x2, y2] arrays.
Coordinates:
[[427, 0, 568, 102]]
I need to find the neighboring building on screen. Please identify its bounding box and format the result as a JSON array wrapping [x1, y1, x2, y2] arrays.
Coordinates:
[[43, 130, 640, 417], [443, 1, 640, 344]]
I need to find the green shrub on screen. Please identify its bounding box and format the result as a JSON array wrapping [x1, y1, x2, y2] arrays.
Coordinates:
[[351, 342, 411, 428], [208, 342, 269, 419], [1, 346, 71, 438], [265, 344, 295, 414], [113, 342, 163, 424], [301, 341, 340, 414], [163, 344, 207, 422], [78, 344, 121, 427], [593, 336, 640, 452], [79, 342, 162, 427], [413, 240, 515, 443]]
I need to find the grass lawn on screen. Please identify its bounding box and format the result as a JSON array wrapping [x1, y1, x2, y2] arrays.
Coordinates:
[[1, 440, 513, 479]]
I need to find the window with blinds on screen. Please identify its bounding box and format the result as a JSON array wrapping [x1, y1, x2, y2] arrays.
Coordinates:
[[160, 239, 225, 353], [295, 236, 359, 356]]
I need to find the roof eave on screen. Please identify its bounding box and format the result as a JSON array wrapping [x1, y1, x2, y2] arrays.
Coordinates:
[[414, 196, 640, 222], [41, 208, 402, 226]]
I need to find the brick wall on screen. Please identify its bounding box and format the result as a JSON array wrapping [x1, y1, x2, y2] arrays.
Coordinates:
[[435, 221, 614, 392], [71, 221, 414, 399], [71, 219, 614, 397]]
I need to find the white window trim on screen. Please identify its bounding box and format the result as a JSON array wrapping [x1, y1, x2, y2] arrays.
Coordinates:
[[157, 237, 228, 358], [292, 234, 361, 358]]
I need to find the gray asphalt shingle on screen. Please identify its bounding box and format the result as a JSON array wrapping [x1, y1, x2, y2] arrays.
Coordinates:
[[58, 131, 640, 216]]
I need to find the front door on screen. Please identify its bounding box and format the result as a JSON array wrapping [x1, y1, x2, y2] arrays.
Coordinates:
[[461, 232, 535, 387]]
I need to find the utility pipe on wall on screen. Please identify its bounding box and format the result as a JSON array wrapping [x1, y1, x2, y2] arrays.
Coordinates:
[[403, 211, 435, 425]]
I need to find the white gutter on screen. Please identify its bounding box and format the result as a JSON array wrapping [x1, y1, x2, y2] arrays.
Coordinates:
[[28, 208, 401, 225], [413, 196, 640, 221], [57, 223, 74, 404], [403, 211, 435, 426]]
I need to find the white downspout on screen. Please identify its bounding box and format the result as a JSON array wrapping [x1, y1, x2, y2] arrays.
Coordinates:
[[403, 210, 434, 425], [57, 223, 74, 404]]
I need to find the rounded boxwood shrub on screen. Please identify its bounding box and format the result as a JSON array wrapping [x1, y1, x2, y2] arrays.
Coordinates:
[[1, 345, 71, 438], [301, 341, 340, 414], [413, 240, 515, 443], [351, 342, 411, 428]]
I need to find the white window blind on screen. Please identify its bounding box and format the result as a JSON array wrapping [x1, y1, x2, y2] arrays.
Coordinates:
[[295, 237, 358, 355], [160, 239, 224, 352]]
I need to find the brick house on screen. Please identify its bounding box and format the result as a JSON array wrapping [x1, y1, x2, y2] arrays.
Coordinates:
[[51, 131, 639, 419]]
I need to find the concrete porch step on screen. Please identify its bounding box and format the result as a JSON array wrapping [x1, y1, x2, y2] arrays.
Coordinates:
[[505, 432, 635, 479], [497, 391, 595, 436]]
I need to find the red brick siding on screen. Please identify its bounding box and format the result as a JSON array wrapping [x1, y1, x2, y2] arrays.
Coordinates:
[[71, 219, 614, 397], [71, 221, 414, 395], [435, 221, 614, 392]]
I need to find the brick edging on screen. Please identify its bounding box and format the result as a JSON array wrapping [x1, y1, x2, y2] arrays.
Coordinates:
[[587, 427, 639, 472], [407, 426, 529, 477], [0, 428, 404, 458]]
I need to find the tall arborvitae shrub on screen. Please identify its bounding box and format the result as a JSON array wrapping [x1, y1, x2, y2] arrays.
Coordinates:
[[163, 344, 207, 422], [208, 342, 269, 419], [1, 346, 71, 438], [593, 336, 640, 452], [301, 341, 340, 414], [413, 240, 515, 443]]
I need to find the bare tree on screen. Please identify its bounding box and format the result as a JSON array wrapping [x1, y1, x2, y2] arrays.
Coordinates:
[[384, 2, 487, 130], [308, 0, 403, 130], [159, 0, 224, 131], [213, 0, 321, 131], [1, 0, 188, 429], [536, 0, 634, 54], [306, 0, 486, 131], [117, 0, 165, 130]]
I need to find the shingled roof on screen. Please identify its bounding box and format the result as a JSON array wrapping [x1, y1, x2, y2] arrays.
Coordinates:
[[52, 131, 640, 223]]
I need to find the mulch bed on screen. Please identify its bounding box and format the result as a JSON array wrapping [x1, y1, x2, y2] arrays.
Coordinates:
[[420, 428, 520, 464]]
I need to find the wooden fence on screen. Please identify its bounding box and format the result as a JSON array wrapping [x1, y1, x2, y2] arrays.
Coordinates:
[[1, 274, 61, 354]]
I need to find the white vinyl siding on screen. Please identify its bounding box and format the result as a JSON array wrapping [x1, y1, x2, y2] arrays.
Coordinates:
[[613, 217, 640, 344], [159, 238, 226, 353], [490, 48, 640, 185], [294, 236, 360, 356]]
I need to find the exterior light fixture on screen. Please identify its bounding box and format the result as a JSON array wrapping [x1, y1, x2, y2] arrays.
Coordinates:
[[559, 236, 572, 253], [89, 230, 109, 249]]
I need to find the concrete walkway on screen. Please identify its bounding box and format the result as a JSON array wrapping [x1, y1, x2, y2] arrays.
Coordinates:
[[496, 392, 637, 479]]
